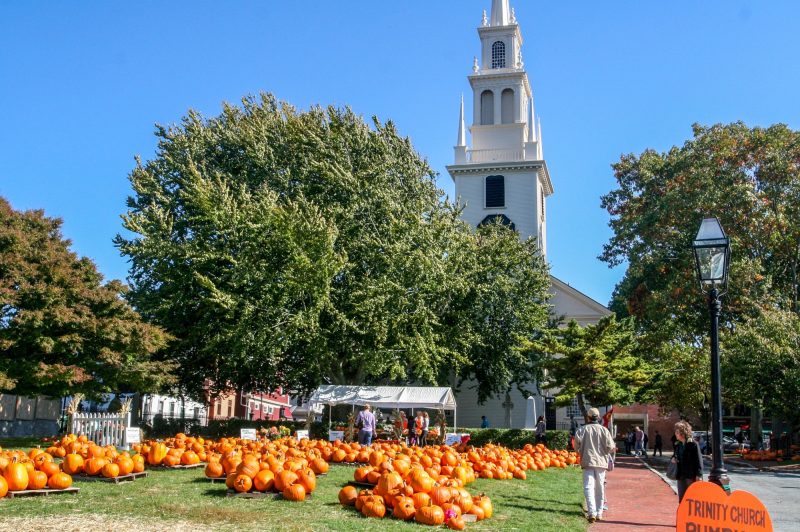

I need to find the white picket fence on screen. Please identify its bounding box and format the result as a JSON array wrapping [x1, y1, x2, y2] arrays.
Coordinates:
[[68, 412, 131, 447]]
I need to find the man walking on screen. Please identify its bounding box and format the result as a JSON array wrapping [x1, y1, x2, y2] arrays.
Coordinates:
[[356, 404, 376, 446], [653, 430, 663, 457], [574, 408, 616, 523]]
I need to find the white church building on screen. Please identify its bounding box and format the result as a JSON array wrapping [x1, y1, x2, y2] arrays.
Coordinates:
[[447, 0, 611, 430]]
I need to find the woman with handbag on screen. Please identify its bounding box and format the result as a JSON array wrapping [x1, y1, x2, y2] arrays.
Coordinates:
[[671, 421, 704, 502]]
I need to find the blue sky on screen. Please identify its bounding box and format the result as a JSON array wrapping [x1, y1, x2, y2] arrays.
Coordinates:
[[2, 1, 799, 306]]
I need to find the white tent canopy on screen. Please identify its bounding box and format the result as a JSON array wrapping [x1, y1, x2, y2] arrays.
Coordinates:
[[309, 385, 457, 411]]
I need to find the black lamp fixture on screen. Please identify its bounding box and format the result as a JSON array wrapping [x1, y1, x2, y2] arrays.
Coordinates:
[[692, 217, 731, 491]]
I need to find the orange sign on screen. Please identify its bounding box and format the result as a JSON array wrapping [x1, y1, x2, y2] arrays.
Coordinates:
[[676, 481, 773, 532]]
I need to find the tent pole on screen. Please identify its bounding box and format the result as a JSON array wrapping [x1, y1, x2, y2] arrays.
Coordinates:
[[454, 408, 457, 432], [328, 404, 332, 431]]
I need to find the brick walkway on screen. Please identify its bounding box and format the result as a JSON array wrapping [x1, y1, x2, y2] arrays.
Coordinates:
[[590, 455, 677, 531]]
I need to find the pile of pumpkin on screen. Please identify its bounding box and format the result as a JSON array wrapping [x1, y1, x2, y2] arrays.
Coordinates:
[[204, 444, 329, 501], [741, 449, 800, 462], [0, 447, 74, 496], [339, 469, 491, 529], [133, 433, 208, 467], [42, 434, 146, 479]]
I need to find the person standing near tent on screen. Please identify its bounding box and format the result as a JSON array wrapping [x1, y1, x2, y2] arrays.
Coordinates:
[[421, 412, 430, 446], [356, 404, 376, 446], [413, 412, 423, 446]]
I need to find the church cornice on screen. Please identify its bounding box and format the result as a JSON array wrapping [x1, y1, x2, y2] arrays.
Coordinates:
[[469, 71, 532, 99], [446, 160, 554, 196], [477, 24, 523, 46]]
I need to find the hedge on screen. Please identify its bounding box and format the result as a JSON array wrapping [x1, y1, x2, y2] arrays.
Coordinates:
[[143, 416, 327, 440], [458, 428, 570, 450]]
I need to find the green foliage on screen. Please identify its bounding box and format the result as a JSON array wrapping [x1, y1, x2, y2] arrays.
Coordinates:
[[723, 307, 800, 428], [460, 428, 571, 450], [531, 316, 652, 412], [600, 122, 800, 417], [0, 197, 174, 398], [117, 93, 551, 401]]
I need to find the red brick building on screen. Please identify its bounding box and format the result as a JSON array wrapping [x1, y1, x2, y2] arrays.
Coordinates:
[[207, 389, 293, 422], [613, 403, 682, 452]]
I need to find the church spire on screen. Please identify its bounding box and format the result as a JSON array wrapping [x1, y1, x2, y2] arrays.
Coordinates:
[[490, 0, 511, 26], [457, 95, 466, 147]]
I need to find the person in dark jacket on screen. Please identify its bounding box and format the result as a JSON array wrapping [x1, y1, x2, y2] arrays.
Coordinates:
[[671, 421, 703, 502], [653, 430, 663, 457]]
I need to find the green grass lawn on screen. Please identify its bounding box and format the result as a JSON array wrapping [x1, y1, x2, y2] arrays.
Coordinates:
[[0, 461, 588, 531]]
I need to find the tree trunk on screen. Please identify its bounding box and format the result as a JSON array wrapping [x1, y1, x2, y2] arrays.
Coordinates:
[[577, 393, 587, 418], [750, 404, 763, 445]]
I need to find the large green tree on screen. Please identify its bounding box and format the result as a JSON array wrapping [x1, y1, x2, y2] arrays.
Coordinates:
[[531, 316, 653, 414], [600, 122, 800, 420], [0, 197, 173, 398], [117, 94, 552, 400]]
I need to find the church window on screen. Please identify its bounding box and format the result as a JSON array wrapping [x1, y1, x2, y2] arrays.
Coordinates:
[[501, 88, 514, 124], [485, 175, 505, 208], [479, 214, 515, 231], [480, 90, 494, 125], [491, 41, 506, 69]]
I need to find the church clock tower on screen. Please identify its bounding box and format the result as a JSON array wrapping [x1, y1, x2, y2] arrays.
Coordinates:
[[447, 0, 552, 256]]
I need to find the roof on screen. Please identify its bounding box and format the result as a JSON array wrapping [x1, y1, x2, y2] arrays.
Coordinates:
[[308, 385, 457, 410]]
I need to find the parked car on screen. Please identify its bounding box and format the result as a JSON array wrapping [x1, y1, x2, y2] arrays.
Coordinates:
[[691, 432, 749, 454]]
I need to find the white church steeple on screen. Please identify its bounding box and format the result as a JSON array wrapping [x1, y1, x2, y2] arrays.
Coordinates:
[[447, 1, 553, 256], [490, 0, 511, 26]]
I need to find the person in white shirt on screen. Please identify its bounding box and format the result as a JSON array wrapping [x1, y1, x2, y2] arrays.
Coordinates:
[[574, 407, 616, 523]]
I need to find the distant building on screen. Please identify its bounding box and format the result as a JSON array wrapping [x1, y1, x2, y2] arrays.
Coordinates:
[[207, 389, 293, 422]]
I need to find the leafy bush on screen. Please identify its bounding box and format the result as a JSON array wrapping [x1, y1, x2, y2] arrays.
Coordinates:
[[458, 428, 571, 450]]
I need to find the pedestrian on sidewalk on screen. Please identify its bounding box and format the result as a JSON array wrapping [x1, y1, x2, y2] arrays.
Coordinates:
[[653, 430, 663, 457], [574, 407, 616, 523], [642, 431, 649, 457], [634, 426, 644, 456], [672, 420, 703, 502], [626, 431, 634, 455]]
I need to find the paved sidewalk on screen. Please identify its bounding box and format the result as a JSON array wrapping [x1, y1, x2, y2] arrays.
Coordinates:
[[590, 455, 677, 531]]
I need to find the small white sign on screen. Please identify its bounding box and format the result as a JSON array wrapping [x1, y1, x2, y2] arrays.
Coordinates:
[[240, 428, 257, 440], [295, 430, 309, 441], [328, 430, 345, 442], [125, 427, 141, 444], [444, 433, 462, 446]]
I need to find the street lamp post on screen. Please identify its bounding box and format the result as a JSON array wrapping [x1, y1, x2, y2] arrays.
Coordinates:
[[692, 217, 731, 491]]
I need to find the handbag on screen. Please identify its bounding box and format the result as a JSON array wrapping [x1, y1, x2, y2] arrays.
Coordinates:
[[666, 459, 678, 480]]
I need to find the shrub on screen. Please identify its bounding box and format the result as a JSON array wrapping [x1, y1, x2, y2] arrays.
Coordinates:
[[457, 428, 571, 450]]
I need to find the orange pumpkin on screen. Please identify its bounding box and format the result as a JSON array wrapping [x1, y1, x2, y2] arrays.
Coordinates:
[[474, 494, 493, 518], [297, 468, 316, 493], [116, 456, 134, 476], [147, 443, 168, 466], [274, 470, 298, 491], [282, 483, 306, 502], [27, 470, 48, 490], [204, 461, 223, 478], [39, 461, 61, 478], [84, 457, 107, 476], [393, 497, 417, 520], [4, 462, 29, 492], [447, 516, 467, 530], [47, 472, 73, 490], [62, 453, 84, 475], [362, 496, 386, 518], [412, 492, 431, 509], [233, 474, 253, 493], [132, 454, 145, 473], [253, 469, 275, 492], [0, 476, 8, 498], [338, 485, 358, 506], [310, 458, 329, 475], [102, 463, 120, 478], [416, 504, 445, 526]]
